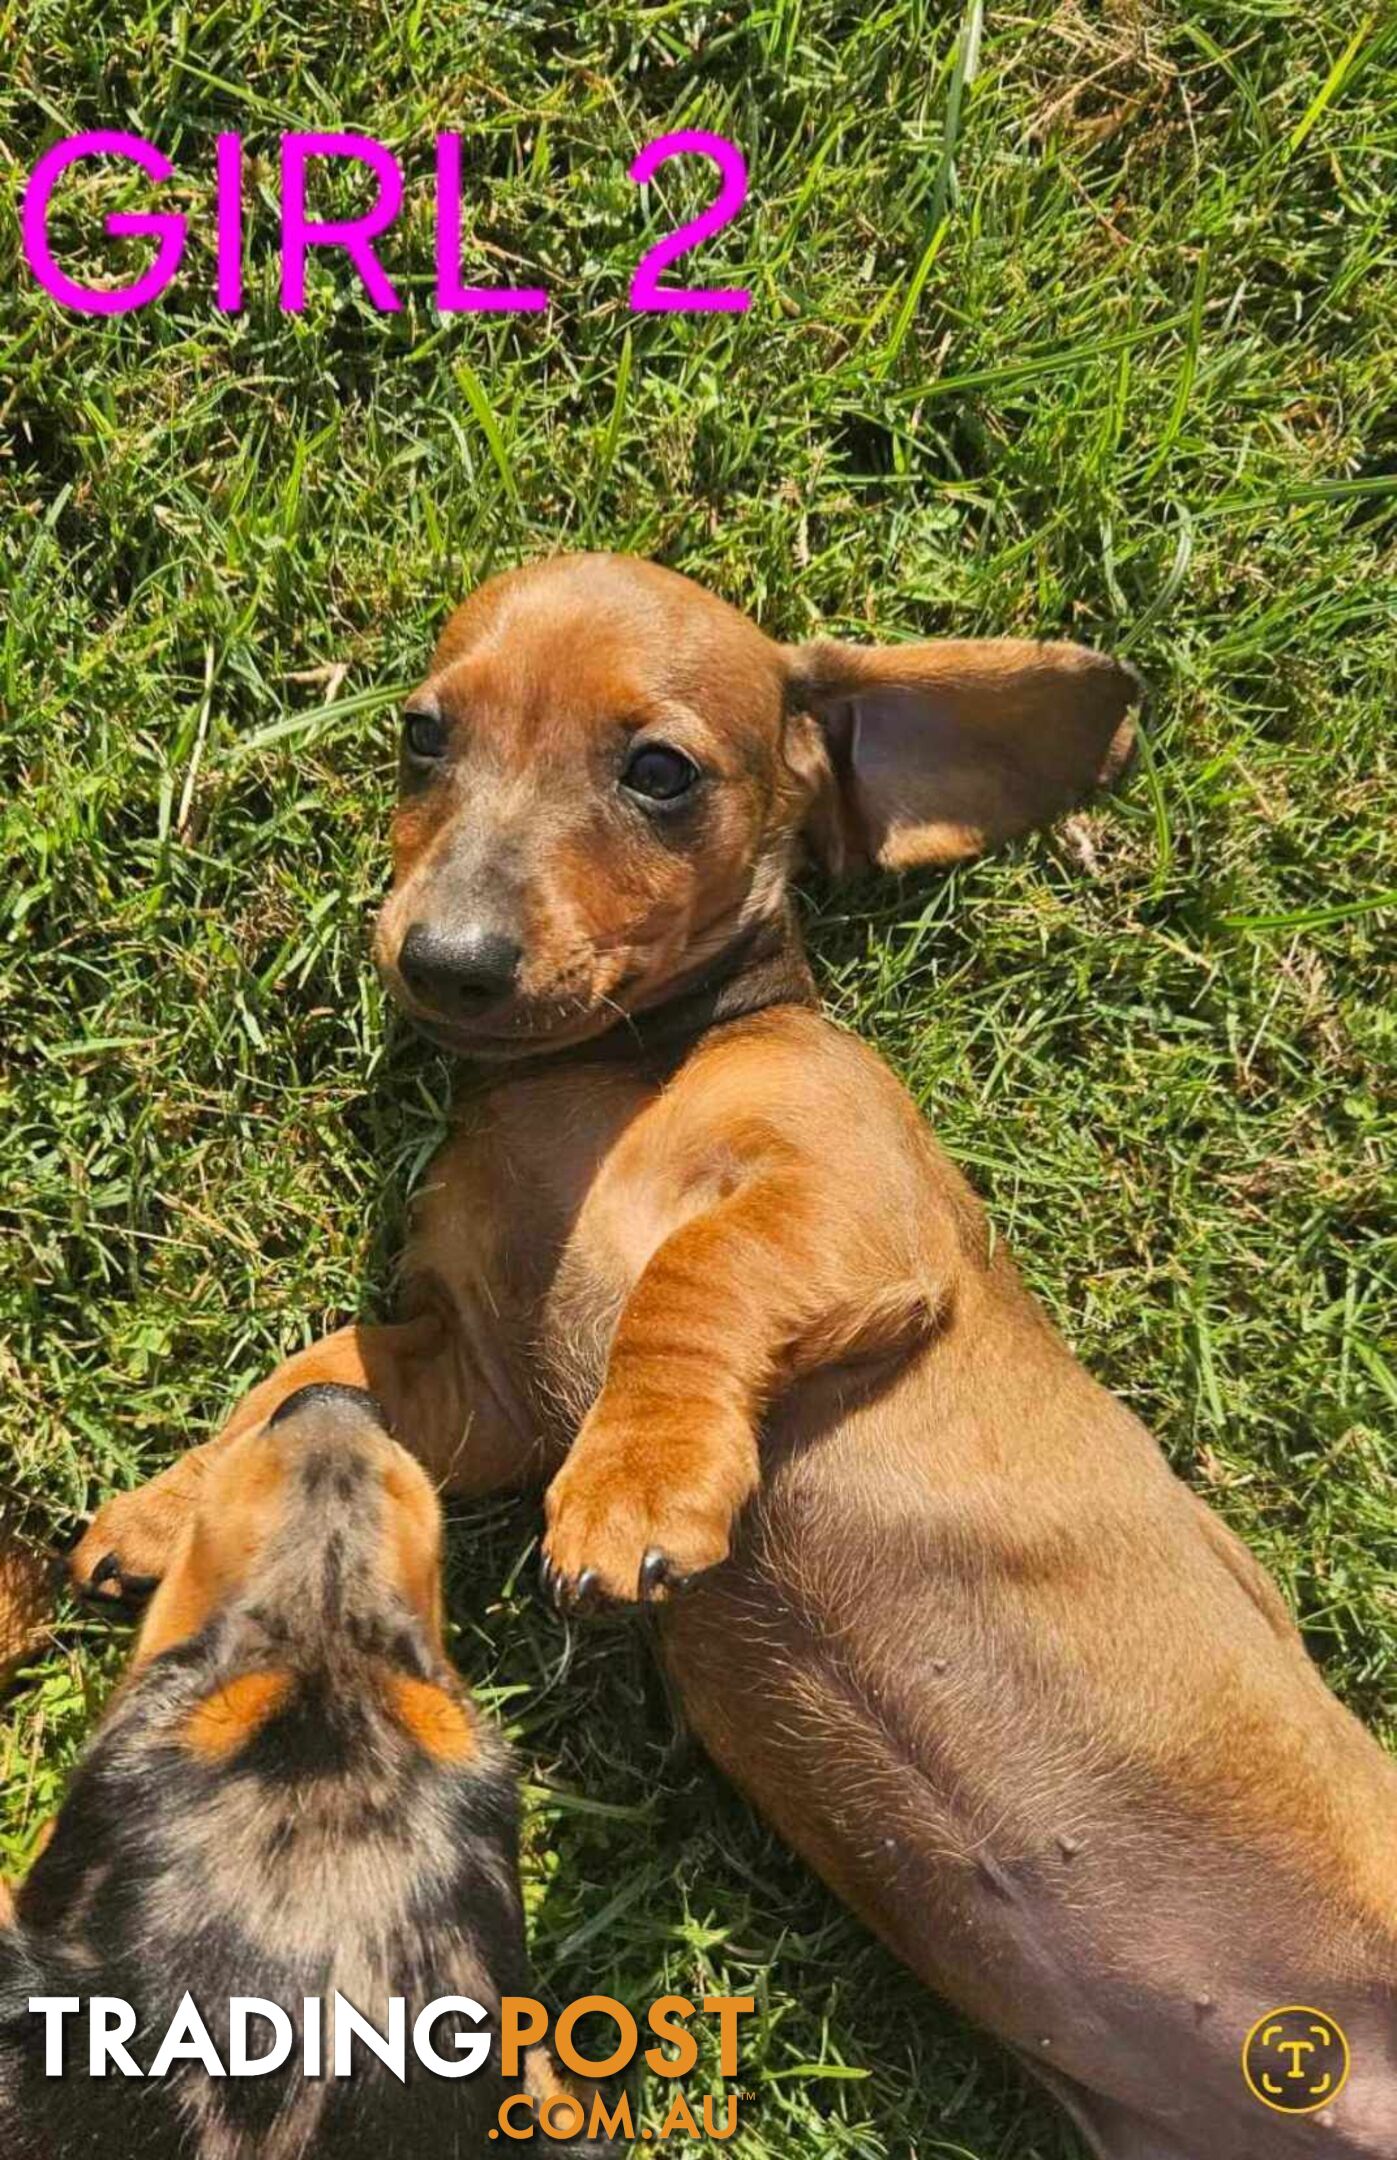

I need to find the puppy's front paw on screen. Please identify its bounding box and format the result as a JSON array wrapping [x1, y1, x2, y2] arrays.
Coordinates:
[[68, 1467, 204, 1603], [540, 1423, 741, 1611], [69, 1505, 164, 1604]]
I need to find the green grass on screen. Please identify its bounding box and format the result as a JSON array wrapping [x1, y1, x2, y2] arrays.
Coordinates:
[[3, 2, 1396, 2151]]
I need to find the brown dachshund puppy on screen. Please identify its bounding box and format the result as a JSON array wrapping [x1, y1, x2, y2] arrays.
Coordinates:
[[72, 557, 1397, 2157], [5, 1383, 596, 2158]]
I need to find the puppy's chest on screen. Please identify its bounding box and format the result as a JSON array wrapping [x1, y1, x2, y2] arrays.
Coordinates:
[[453, 1066, 677, 1434]]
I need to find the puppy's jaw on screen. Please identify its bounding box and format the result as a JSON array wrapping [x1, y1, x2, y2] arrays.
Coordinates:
[[131, 1432, 289, 1668]]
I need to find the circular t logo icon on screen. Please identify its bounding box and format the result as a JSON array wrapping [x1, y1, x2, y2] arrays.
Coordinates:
[[1242, 2007, 1350, 2115]]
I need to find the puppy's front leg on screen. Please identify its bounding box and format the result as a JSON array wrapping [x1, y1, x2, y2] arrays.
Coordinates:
[[543, 1159, 934, 1606], [68, 1305, 517, 1600]]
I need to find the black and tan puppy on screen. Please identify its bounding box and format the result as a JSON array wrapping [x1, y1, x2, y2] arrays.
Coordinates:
[[1, 1383, 592, 2159]]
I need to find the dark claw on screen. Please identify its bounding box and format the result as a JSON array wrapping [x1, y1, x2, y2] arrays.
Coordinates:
[[640, 1548, 698, 1601], [542, 1554, 585, 1615], [573, 1568, 600, 1612], [639, 1548, 670, 1601], [79, 1553, 158, 1609], [55, 1517, 94, 1559]]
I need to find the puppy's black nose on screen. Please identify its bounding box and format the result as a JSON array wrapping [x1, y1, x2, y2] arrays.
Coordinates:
[[269, 1383, 390, 1432], [398, 922, 522, 1012]]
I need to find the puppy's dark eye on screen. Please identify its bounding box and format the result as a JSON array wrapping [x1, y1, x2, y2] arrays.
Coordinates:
[[403, 708, 449, 762], [621, 742, 700, 804]]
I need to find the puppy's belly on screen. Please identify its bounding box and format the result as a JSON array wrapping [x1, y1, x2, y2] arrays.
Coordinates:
[[656, 1402, 1397, 2154]]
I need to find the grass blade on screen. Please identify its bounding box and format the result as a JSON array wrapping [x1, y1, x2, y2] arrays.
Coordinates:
[[454, 359, 521, 509], [1289, 14, 1378, 152], [929, 0, 985, 231]]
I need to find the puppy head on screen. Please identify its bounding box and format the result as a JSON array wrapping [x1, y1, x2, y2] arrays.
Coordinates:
[[131, 1383, 447, 1672], [375, 553, 1140, 1057], [9, 1391, 513, 2160], [374, 556, 796, 1056]]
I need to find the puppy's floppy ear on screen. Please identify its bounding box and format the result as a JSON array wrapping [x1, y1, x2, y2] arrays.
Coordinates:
[[783, 635, 1141, 873]]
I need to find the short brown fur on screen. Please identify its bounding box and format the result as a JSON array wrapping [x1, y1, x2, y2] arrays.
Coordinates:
[[0, 1535, 51, 1691], [383, 1669, 479, 1765], [181, 1666, 294, 1759]]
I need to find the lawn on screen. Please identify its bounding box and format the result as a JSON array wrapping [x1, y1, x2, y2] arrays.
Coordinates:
[[2, 1, 1395, 2152]]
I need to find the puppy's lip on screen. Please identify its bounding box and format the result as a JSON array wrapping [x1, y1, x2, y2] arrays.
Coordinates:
[[381, 972, 630, 1057], [403, 1006, 622, 1060]]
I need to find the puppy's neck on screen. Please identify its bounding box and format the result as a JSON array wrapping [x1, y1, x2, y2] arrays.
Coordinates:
[[629, 904, 818, 1059]]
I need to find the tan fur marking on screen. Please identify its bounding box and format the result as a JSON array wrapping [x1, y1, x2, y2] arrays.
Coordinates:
[[133, 1442, 288, 1668], [383, 1672, 477, 1764], [380, 1455, 446, 1651], [182, 1668, 293, 1760]]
